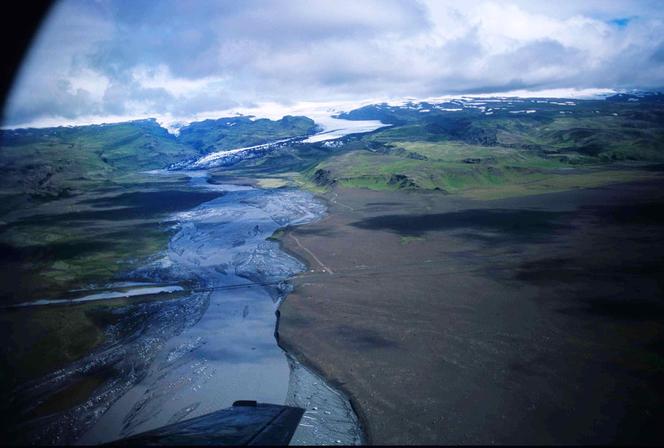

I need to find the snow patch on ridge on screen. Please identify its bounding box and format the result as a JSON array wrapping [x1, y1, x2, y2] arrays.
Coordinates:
[[1, 89, 619, 133]]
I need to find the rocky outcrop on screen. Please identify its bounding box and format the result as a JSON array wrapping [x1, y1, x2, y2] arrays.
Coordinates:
[[387, 174, 417, 189], [312, 169, 337, 187]]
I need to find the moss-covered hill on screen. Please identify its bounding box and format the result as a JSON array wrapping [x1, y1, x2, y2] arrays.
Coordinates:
[[213, 94, 664, 199]]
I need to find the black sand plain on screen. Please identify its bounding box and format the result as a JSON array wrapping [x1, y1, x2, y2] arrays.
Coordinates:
[[277, 179, 664, 445]]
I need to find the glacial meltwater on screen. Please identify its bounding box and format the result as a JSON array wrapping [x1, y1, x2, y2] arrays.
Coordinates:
[[15, 171, 362, 445]]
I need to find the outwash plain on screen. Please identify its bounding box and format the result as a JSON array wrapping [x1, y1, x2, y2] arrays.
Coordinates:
[[277, 181, 664, 444]]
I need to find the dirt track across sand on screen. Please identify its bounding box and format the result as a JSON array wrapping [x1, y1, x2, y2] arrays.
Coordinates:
[[277, 180, 664, 445]]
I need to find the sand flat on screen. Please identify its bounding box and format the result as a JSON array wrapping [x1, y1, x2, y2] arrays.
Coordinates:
[[278, 179, 664, 444]]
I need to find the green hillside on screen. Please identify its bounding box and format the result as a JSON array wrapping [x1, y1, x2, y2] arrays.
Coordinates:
[[178, 115, 317, 152], [295, 96, 664, 197]]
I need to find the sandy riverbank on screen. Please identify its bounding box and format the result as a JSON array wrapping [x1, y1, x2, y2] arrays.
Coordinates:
[[277, 179, 664, 444]]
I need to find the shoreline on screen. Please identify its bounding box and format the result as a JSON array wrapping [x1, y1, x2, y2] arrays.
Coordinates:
[[261, 186, 364, 445], [276, 313, 370, 445], [192, 178, 369, 443], [273, 191, 372, 444]]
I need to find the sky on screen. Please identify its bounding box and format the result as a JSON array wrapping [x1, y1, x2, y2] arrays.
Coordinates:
[[3, 0, 664, 128]]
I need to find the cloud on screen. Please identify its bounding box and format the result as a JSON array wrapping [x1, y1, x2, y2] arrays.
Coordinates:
[[3, 0, 664, 127]]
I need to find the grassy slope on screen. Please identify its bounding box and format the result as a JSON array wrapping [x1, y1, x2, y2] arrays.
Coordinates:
[[299, 97, 664, 197], [0, 120, 202, 301], [0, 116, 317, 385], [0, 122, 202, 388], [178, 115, 317, 152]]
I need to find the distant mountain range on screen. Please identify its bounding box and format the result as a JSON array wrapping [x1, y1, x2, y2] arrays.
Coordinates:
[[2, 91, 664, 204]]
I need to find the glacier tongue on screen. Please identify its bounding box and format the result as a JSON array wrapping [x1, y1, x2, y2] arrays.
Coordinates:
[[180, 116, 388, 170], [190, 138, 295, 169]]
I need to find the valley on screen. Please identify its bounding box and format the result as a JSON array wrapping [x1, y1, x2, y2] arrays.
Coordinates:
[[1, 92, 664, 444]]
